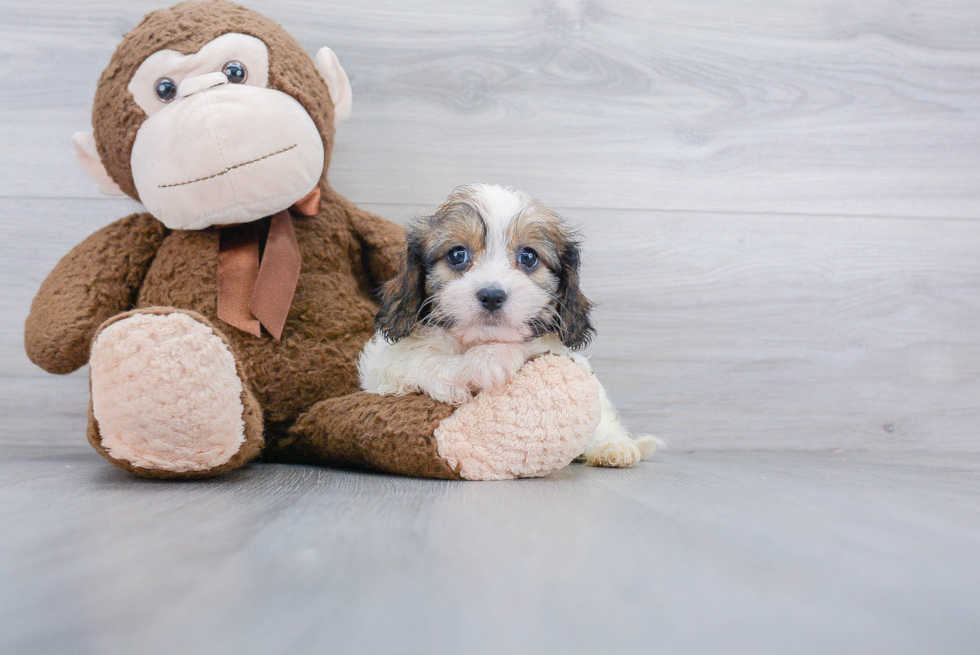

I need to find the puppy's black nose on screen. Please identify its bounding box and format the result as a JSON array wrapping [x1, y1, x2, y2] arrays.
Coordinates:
[[477, 287, 507, 312]]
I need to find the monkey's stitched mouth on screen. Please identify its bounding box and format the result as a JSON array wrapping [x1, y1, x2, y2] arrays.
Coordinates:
[[158, 144, 298, 188]]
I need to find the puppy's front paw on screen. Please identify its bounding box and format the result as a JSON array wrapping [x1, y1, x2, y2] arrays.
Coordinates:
[[457, 343, 528, 395], [424, 378, 473, 406], [585, 441, 642, 468]]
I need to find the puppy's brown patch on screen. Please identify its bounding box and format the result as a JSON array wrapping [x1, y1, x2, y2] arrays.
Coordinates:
[[508, 202, 566, 272], [410, 193, 486, 303], [419, 194, 486, 266]]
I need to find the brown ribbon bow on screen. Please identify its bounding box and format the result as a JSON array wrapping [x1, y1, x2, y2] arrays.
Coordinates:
[[216, 187, 320, 340]]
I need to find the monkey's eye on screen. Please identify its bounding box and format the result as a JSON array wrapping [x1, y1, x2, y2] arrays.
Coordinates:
[[446, 246, 470, 270], [222, 61, 248, 84], [518, 247, 539, 270], [154, 78, 177, 103]]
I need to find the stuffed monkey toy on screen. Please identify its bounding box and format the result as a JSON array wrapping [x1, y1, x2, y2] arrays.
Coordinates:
[[25, 0, 601, 481]]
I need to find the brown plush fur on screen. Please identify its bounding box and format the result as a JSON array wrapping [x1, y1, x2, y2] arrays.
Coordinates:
[[26, 0, 463, 479], [25, 213, 169, 374], [278, 394, 458, 479]]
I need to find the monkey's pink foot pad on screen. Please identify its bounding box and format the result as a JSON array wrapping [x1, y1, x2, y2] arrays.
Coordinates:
[[434, 354, 602, 480], [90, 312, 247, 473]]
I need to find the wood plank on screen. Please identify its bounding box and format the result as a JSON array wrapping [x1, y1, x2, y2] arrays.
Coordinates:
[[1, 450, 978, 654], [1, 0, 979, 217], [570, 208, 980, 450], [5, 198, 980, 451]]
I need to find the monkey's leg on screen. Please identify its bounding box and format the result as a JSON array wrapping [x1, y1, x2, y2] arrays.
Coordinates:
[[280, 355, 601, 480], [87, 308, 264, 479]]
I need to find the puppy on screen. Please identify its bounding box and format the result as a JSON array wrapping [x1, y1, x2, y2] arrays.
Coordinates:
[[358, 184, 660, 467]]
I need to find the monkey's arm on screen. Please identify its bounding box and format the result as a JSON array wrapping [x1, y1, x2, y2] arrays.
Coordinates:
[[25, 213, 169, 374], [347, 206, 406, 285], [277, 392, 461, 479], [278, 354, 602, 480]]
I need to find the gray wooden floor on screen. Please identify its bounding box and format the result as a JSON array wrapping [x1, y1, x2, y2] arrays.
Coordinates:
[[2, 449, 979, 654], [2, 0, 980, 652]]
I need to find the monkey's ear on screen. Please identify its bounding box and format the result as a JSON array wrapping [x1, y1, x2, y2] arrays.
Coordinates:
[[314, 47, 353, 124], [71, 131, 125, 196], [374, 237, 427, 342]]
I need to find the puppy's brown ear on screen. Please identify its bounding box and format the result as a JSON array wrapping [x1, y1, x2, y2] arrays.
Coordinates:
[[554, 240, 596, 350], [375, 228, 428, 342]]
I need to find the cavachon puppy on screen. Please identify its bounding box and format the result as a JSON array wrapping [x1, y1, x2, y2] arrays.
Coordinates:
[[359, 184, 660, 467]]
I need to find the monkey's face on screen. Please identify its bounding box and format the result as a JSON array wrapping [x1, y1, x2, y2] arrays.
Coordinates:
[[75, 2, 353, 230], [126, 33, 323, 230]]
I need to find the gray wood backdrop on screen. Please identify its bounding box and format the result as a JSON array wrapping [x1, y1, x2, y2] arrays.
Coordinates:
[[3, 0, 980, 451]]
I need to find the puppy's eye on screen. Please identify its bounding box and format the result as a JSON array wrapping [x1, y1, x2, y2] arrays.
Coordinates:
[[222, 61, 247, 84], [154, 78, 177, 103], [518, 247, 539, 270], [446, 246, 470, 269]]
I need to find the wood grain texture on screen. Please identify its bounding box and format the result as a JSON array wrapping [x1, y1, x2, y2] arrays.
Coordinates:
[[1, 450, 978, 654], [0, 0, 979, 217]]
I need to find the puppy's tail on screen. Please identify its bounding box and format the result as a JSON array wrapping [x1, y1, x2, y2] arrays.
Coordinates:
[[634, 435, 666, 460]]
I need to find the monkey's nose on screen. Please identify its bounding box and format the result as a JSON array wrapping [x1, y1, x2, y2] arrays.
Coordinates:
[[477, 287, 507, 313], [178, 71, 229, 99]]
